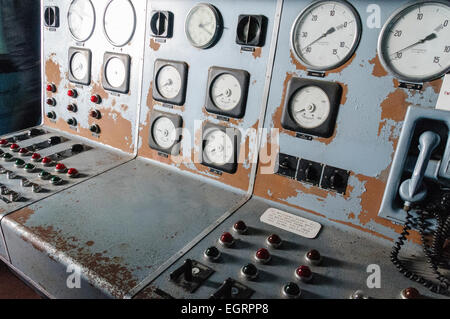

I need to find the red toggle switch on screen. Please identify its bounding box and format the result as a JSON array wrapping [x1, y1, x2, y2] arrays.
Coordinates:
[[46, 84, 56, 92], [90, 95, 101, 104], [67, 168, 79, 178], [255, 248, 271, 264], [295, 265, 313, 282], [31, 153, 41, 162], [55, 163, 67, 173], [10, 143, 20, 151], [219, 232, 235, 247], [67, 89, 77, 98]]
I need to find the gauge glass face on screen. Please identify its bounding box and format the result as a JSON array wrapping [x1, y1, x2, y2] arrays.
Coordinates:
[[185, 4, 220, 48], [104, 0, 136, 46], [379, 1, 450, 82], [70, 52, 88, 80], [157, 66, 182, 99], [291, 0, 361, 70], [105, 57, 126, 88], [211, 74, 242, 111], [68, 0, 95, 42], [204, 130, 234, 166], [153, 117, 177, 149], [290, 86, 331, 129]]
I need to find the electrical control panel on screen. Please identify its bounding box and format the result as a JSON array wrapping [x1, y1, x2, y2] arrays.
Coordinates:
[[0, 0, 449, 300]]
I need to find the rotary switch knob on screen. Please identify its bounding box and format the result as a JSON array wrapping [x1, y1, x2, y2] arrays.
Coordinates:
[[305, 249, 322, 265], [204, 246, 221, 261], [295, 265, 313, 282], [266, 234, 282, 248], [241, 263, 258, 280], [255, 248, 271, 264], [282, 282, 301, 299], [233, 220, 248, 234], [219, 232, 235, 247]]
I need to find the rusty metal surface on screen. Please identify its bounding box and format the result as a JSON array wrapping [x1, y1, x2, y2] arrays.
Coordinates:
[[2, 159, 245, 298]]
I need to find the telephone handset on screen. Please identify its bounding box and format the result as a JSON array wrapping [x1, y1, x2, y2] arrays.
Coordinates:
[[392, 131, 450, 295]]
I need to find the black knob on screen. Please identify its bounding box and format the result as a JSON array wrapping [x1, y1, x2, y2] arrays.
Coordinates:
[[151, 11, 167, 36], [71, 144, 84, 153], [283, 282, 301, 298], [48, 136, 62, 145], [241, 263, 258, 280], [169, 259, 194, 283], [204, 246, 220, 261], [330, 173, 342, 189], [90, 125, 101, 134]]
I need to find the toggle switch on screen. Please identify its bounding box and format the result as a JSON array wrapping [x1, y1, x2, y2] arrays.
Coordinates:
[[169, 259, 214, 293]]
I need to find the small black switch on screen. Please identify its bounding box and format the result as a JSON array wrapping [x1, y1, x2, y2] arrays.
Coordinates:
[[275, 153, 299, 179], [210, 278, 254, 299], [282, 282, 301, 299], [320, 166, 350, 194], [241, 263, 258, 280], [48, 136, 62, 145], [169, 259, 214, 293], [71, 144, 84, 153], [297, 159, 323, 186], [27, 128, 43, 137], [204, 246, 221, 261]]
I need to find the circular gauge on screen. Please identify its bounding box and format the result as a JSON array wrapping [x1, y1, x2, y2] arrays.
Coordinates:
[[105, 57, 126, 88], [378, 1, 450, 83], [156, 65, 182, 99], [204, 129, 234, 166], [152, 117, 177, 149], [70, 52, 88, 80], [104, 0, 136, 46], [289, 86, 331, 129], [291, 0, 362, 71], [211, 74, 242, 111], [185, 3, 223, 49], [68, 0, 96, 42]]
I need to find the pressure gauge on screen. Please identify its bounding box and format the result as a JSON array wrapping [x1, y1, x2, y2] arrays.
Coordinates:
[[290, 86, 330, 129], [378, 1, 450, 83], [152, 117, 177, 149], [68, 0, 95, 42], [102, 53, 131, 93], [157, 66, 182, 100], [291, 0, 362, 71], [203, 129, 234, 166], [185, 3, 223, 49], [105, 57, 126, 88], [104, 0, 136, 46], [211, 74, 242, 111], [70, 52, 88, 81]]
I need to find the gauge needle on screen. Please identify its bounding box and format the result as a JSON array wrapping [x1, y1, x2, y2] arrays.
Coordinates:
[[199, 24, 213, 36], [302, 27, 336, 51], [391, 33, 437, 57]]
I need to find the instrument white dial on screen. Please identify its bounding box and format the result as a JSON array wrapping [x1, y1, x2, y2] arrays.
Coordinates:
[[204, 129, 234, 166], [68, 0, 96, 42], [211, 74, 242, 111], [104, 0, 136, 46], [105, 57, 126, 88], [185, 4, 222, 49], [290, 86, 331, 129], [291, 0, 361, 71], [152, 117, 177, 149], [157, 66, 182, 99], [378, 1, 450, 82], [70, 52, 88, 81]]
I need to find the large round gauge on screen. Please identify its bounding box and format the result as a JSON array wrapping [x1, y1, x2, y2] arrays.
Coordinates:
[[68, 0, 96, 42], [156, 66, 182, 99], [152, 117, 177, 149], [291, 0, 362, 71], [289, 86, 331, 129], [105, 57, 126, 88], [103, 0, 136, 46], [378, 1, 450, 83], [211, 74, 242, 111], [185, 3, 223, 49], [70, 52, 88, 81], [203, 129, 234, 166]]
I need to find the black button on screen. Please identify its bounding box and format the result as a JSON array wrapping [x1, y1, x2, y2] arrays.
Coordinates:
[[71, 144, 84, 153], [284, 282, 300, 296], [205, 247, 220, 258], [242, 264, 257, 276], [48, 136, 62, 145]]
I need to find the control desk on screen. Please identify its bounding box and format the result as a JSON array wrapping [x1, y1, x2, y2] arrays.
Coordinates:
[[0, 0, 449, 299]]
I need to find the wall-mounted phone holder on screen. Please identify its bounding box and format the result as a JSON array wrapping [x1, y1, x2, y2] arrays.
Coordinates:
[[379, 106, 450, 223]]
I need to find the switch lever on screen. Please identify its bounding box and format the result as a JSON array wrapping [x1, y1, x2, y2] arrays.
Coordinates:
[[211, 278, 234, 299], [170, 259, 193, 282], [399, 131, 441, 209]]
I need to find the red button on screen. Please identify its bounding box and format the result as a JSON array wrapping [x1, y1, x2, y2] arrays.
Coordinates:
[[67, 104, 77, 112], [31, 153, 41, 161], [305, 249, 322, 265], [401, 287, 420, 299], [0, 139, 8, 146], [42, 157, 52, 165], [296, 265, 313, 282], [67, 89, 77, 98], [233, 220, 247, 233], [219, 232, 235, 247], [90, 95, 100, 104], [46, 84, 55, 92], [255, 248, 271, 263], [19, 148, 29, 154], [55, 163, 67, 172], [10, 143, 19, 151], [267, 234, 282, 247], [46, 98, 55, 106], [90, 110, 100, 119], [67, 168, 79, 178]]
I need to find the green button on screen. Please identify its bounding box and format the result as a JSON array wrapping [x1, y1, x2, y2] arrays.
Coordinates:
[[15, 159, 25, 166], [24, 163, 35, 171], [51, 176, 62, 185], [39, 171, 50, 179], [2, 153, 13, 159]]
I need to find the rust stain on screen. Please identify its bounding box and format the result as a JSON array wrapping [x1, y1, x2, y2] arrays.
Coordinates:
[[45, 55, 62, 87], [272, 72, 296, 137], [252, 47, 262, 59], [290, 51, 307, 71], [150, 39, 161, 51], [423, 78, 443, 94], [11, 207, 35, 224], [120, 104, 128, 112], [377, 85, 411, 137], [86, 241, 94, 247], [368, 55, 388, 77]]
